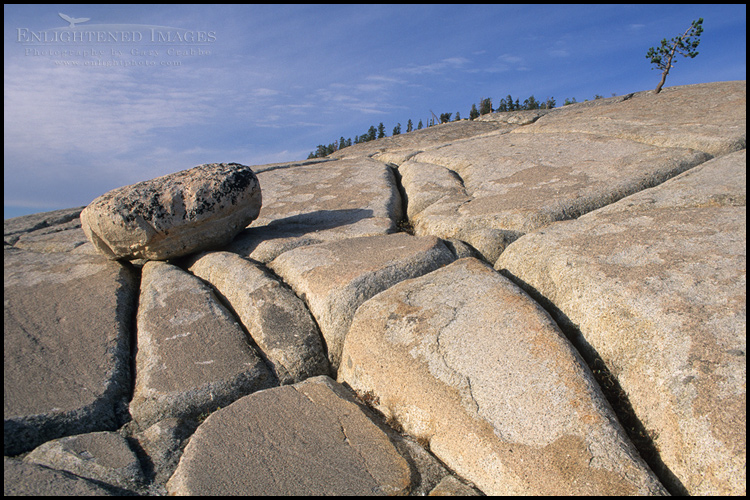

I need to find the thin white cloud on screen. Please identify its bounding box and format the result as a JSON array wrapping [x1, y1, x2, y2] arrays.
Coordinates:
[[356, 82, 390, 93], [442, 57, 469, 65], [498, 54, 524, 64], [3, 62, 218, 161], [548, 49, 570, 58], [547, 38, 571, 58], [2, 56, 272, 209], [364, 75, 406, 84], [397, 56, 470, 75], [250, 87, 282, 97], [311, 73, 408, 115], [466, 53, 527, 74]]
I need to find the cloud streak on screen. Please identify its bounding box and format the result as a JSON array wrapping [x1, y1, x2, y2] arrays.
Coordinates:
[[3, 62, 218, 162], [397, 56, 470, 75]]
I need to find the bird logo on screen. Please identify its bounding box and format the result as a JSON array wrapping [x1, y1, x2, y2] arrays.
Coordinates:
[[59, 13, 90, 28]]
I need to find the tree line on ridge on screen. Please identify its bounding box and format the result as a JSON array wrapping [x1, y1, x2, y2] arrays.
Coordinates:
[[307, 93, 610, 159]]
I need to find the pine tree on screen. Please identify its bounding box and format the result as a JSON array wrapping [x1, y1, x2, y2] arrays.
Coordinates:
[[646, 18, 703, 94], [479, 97, 492, 115], [469, 103, 479, 120], [367, 125, 377, 141], [377, 122, 386, 139], [455, 111, 461, 121], [505, 95, 514, 111], [523, 95, 540, 110], [439, 112, 452, 124], [406, 119, 413, 133], [417, 120, 423, 130], [393, 123, 401, 135]]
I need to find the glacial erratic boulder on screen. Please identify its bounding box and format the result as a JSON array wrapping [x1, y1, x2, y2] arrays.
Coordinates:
[[80, 163, 261, 261]]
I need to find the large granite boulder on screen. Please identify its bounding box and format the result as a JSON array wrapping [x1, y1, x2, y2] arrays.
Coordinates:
[[80, 163, 261, 261]]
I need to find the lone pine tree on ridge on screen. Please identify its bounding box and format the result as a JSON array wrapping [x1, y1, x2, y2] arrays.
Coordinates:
[[646, 18, 704, 94]]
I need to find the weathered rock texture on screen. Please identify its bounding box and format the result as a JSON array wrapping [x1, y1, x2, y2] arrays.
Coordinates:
[[512, 80, 746, 155], [268, 233, 455, 373], [4, 457, 121, 496], [80, 163, 261, 261], [339, 257, 667, 495], [186, 251, 330, 384], [495, 149, 747, 495], [4, 250, 137, 456], [408, 133, 709, 262], [226, 157, 402, 262], [4, 81, 746, 496], [130, 260, 272, 429], [167, 376, 413, 495], [23, 431, 146, 490]]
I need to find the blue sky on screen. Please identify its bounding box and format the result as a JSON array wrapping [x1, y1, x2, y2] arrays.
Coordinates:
[[4, 4, 746, 219]]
